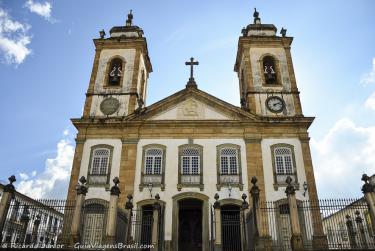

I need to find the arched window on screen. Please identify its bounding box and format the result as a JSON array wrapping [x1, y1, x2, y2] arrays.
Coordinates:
[[90, 148, 110, 175], [144, 148, 163, 174], [271, 144, 298, 190], [216, 144, 243, 190], [140, 145, 166, 191], [88, 146, 113, 186], [274, 147, 293, 174], [178, 144, 203, 190], [263, 56, 277, 84], [220, 148, 238, 175], [181, 148, 200, 175], [107, 58, 123, 86]]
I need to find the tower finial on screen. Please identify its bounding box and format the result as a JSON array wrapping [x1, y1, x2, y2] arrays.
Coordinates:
[[253, 8, 261, 24], [126, 10, 133, 26]]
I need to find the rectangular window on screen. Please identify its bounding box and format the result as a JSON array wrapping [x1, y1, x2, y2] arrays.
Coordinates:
[[181, 156, 200, 175], [221, 156, 229, 174], [154, 156, 162, 174], [229, 156, 237, 174], [145, 156, 153, 174], [275, 156, 284, 174], [284, 156, 293, 174]]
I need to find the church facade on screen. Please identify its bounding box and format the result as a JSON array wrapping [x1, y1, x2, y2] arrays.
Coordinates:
[[65, 10, 322, 251]]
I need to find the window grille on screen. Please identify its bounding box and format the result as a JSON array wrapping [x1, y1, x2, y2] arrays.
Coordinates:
[[144, 148, 163, 175], [220, 148, 238, 174], [181, 148, 200, 175], [91, 148, 110, 175], [274, 147, 294, 175]]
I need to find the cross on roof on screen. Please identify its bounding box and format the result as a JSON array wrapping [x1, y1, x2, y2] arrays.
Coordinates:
[[185, 57, 199, 87]]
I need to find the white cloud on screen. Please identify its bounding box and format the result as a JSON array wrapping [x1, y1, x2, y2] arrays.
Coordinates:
[[361, 58, 375, 86], [25, 0, 53, 21], [365, 91, 375, 111], [311, 118, 375, 198], [0, 8, 32, 64], [16, 133, 74, 199]]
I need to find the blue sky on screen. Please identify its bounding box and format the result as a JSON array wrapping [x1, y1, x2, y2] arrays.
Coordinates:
[[0, 0, 374, 199]]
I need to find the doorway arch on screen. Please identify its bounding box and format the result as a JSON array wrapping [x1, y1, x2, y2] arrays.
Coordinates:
[[172, 192, 209, 251]]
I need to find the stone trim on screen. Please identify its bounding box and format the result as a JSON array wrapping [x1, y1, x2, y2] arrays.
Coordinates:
[[216, 144, 243, 191], [244, 137, 262, 144], [171, 192, 209, 251], [177, 143, 204, 191], [258, 53, 282, 87], [86, 144, 114, 188], [121, 139, 139, 144], [270, 143, 299, 191], [139, 144, 166, 191], [102, 55, 127, 89], [219, 198, 243, 206]]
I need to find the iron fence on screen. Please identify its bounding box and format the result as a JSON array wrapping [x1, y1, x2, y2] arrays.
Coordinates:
[[253, 198, 375, 250], [0, 199, 75, 247]]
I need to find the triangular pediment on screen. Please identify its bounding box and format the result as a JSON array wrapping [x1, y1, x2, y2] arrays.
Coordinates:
[[127, 87, 259, 121], [150, 97, 232, 120]]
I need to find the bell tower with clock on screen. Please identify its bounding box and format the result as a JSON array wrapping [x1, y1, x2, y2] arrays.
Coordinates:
[[82, 11, 152, 119], [234, 9, 303, 117]]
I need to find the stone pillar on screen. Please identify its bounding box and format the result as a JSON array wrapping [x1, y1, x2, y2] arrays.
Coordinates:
[[125, 195, 134, 244], [241, 193, 249, 251], [355, 210, 368, 249], [19, 207, 30, 244], [0, 175, 16, 242], [70, 176, 88, 246], [250, 176, 271, 250], [151, 194, 161, 251], [285, 176, 303, 251], [31, 215, 41, 244], [361, 174, 375, 235], [299, 136, 327, 248], [213, 193, 222, 251], [106, 177, 121, 245]]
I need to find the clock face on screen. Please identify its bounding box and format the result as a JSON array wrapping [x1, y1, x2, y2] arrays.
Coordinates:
[[266, 96, 284, 113]]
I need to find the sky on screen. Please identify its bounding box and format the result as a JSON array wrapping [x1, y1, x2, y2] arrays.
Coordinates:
[[0, 0, 375, 199]]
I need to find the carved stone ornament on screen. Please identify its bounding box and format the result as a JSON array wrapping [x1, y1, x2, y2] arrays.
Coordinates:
[[100, 97, 120, 115]]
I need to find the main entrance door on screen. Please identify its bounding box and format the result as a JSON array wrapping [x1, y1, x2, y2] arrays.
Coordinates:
[[178, 199, 203, 251]]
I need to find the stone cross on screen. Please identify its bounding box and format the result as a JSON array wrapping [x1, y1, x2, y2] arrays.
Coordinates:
[[185, 57, 199, 86]]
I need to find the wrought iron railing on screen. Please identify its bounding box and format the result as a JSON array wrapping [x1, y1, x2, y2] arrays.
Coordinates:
[[251, 198, 375, 250]]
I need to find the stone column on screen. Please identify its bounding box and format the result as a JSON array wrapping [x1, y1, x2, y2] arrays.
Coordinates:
[[151, 194, 161, 251], [31, 215, 41, 244], [241, 194, 249, 251], [285, 176, 303, 251], [361, 174, 375, 234], [250, 176, 271, 250], [70, 176, 88, 246], [106, 177, 121, 245], [355, 210, 368, 249], [0, 175, 16, 242], [125, 195, 134, 244], [299, 136, 327, 249], [213, 193, 222, 251], [19, 207, 30, 244]]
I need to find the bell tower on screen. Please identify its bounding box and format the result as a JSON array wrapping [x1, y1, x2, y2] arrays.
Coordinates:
[[234, 8, 302, 117], [82, 10, 152, 118]]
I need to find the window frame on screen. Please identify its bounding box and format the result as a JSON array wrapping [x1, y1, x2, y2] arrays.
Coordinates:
[[139, 144, 166, 191], [271, 143, 299, 190], [216, 144, 243, 191], [87, 144, 114, 187], [177, 144, 204, 191]]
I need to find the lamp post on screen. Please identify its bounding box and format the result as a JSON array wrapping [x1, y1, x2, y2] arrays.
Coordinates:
[[303, 181, 308, 197], [227, 178, 233, 197], [148, 183, 153, 198]]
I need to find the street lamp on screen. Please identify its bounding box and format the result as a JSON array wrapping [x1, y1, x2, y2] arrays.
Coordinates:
[[303, 181, 308, 197], [148, 183, 153, 198]]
